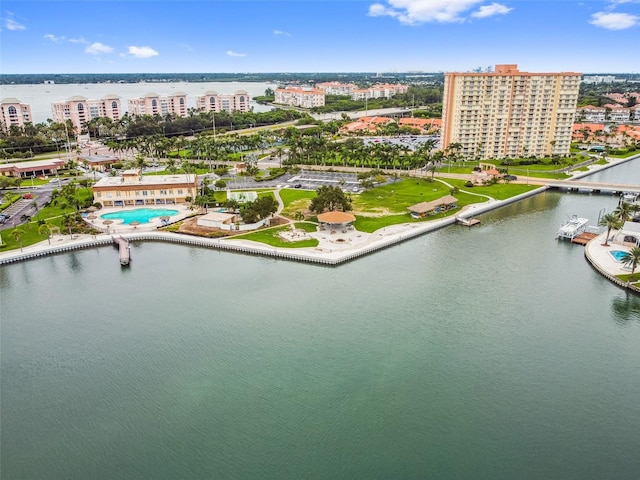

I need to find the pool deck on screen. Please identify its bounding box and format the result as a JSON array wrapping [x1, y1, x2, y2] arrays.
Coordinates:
[[89, 204, 193, 232]]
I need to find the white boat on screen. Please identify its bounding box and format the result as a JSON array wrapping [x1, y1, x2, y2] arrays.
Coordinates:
[[621, 192, 638, 203], [557, 215, 589, 240]]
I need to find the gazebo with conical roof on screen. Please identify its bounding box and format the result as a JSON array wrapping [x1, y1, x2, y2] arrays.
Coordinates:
[[317, 211, 356, 233]]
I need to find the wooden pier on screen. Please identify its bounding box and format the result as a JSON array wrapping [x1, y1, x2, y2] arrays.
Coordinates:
[[571, 232, 598, 246], [457, 217, 481, 227]]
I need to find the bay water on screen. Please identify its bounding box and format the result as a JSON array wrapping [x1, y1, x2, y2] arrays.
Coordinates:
[[0, 82, 277, 124], [1, 162, 640, 479]]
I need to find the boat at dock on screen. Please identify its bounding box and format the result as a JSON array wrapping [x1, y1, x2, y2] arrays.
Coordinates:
[[557, 215, 589, 240]]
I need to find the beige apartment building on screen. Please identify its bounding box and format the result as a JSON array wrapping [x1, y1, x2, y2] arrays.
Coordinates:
[[274, 87, 325, 108], [0, 98, 33, 131], [441, 64, 581, 160], [128, 92, 188, 118], [51, 95, 122, 132], [350, 83, 409, 101], [92, 169, 198, 207], [316, 82, 359, 95], [195, 90, 251, 113]]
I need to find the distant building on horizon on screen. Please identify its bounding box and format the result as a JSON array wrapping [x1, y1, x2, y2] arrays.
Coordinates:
[[195, 90, 251, 113], [0, 97, 33, 131], [51, 95, 122, 132], [441, 64, 581, 160], [274, 86, 325, 108], [127, 92, 188, 118]]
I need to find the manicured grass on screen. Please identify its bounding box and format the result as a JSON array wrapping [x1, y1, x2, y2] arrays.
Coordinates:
[[279, 189, 316, 218], [443, 179, 539, 200], [294, 222, 318, 233], [228, 224, 319, 248], [616, 273, 640, 283], [352, 178, 453, 214], [354, 214, 415, 232], [610, 150, 640, 159]]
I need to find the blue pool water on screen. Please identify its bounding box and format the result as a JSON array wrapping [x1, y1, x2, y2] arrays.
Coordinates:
[[100, 208, 178, 224], [609, 250, 629, 262]]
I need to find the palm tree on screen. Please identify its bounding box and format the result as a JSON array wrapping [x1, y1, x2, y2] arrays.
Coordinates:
[[621, 247, 640, 285], [599, 213, 622, 246], [614, 202, 633, 223], [11, 227, 25, 252], [38, 223, 53, 245]]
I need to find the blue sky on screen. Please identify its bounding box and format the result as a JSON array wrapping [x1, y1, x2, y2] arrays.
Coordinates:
[[1, 0, 639, 74]]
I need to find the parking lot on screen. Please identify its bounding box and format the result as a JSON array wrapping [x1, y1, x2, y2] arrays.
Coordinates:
[[287, 170, 361, 191]]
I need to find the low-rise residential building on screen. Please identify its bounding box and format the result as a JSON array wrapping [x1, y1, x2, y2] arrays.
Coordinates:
[[629, 105, 640, 122], [92, 169, 198, 207], [274, 86, 325, 108], [0, 98, 33, 131], [128, 92, 188, 118], [316, 81, 358, 95], [80, 154, 120, 172], [350, 83, 409, 100], [572, 123, 605, 142], [339, 116, 394, 134], [606, 105, 631, 123], [195, 90, 251, 113], [0, 159, 66, 178], [51, 95, 122, 132], [398, 117, 442, 134], [576, 105, 606, 123]]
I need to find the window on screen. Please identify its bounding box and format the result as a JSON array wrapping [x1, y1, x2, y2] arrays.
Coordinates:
[[8, 106, 17, 115]]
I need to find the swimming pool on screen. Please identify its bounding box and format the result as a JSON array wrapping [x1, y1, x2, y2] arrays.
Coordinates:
[[100, 208, 179, 224], [609, 250, 629, 263]]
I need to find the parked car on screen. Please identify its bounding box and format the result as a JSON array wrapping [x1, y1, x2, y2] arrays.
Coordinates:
[[503, 174, 517, 181], [0, 214, 8, 224], [294, 183, 302, 188]]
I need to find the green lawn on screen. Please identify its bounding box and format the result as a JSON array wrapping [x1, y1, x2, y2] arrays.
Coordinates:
[[353, 178, 453, 214], [443, 179, 539, 200], [279, 189, 316, 218], [228, 224, 319, 248]]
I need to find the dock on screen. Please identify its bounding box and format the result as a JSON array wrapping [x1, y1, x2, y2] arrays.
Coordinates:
[[112, 236, 130, 265], [571, 232, 598, 246], [457, 217, 481, 227]]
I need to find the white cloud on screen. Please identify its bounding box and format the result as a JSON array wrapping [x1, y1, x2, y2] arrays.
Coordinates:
[[368, 0, 487, 24], [226, 50, 247, 57], [127, 45, 159, 58], [69, 37, 88, 44], [5, 18, 26, 31], [273, 29, 291, 36], [590, 11, 639, 29], [44, 33, 65, 42], [471, 2, 512, 18], [85, 42, 114, 55]]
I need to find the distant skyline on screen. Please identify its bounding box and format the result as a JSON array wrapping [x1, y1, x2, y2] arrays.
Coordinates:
[[1, 0, 639, 75]]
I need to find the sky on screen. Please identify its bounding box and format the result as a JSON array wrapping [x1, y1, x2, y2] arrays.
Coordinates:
[[1, 0, 639, 74]]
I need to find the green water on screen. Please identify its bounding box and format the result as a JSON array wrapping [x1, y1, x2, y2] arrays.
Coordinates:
[[2, 190, 640, 479]]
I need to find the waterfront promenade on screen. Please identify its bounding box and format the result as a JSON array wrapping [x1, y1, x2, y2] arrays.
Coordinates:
[[2, 154, 639, 291]]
